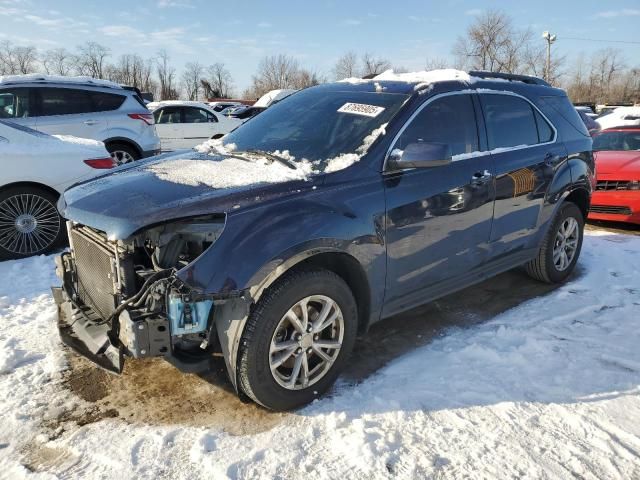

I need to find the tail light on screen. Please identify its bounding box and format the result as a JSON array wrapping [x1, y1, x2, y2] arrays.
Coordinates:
[[84, 157, 116, 169], [128, 113, 154, 125]]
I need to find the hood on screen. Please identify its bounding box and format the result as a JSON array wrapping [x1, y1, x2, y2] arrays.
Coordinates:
[[595, 150, 640, 175], [60, 151, 320, 239]]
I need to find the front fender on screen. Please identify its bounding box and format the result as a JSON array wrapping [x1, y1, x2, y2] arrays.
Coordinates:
[[176, 179, 386, 304]]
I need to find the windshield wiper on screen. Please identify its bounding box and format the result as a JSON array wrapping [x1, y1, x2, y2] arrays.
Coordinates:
[[236, 149, 298, 170]]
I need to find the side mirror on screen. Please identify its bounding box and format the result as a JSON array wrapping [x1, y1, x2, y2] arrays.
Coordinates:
[[389, 142, 452, 169]]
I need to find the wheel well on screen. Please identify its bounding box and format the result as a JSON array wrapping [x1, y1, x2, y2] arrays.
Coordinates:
[[295, 252, 372, 335], [104, 138, 142, 157], [565, 188, 590, 220], [0, 181, 60, 199]]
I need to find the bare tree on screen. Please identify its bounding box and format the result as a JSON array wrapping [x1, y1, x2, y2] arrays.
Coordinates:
[[453, 10, 534, 74], [333, 51, 359, 80], [564, 48, 639, 104], [13, 46, 37, 74], [181, 61, 204, 100], [155, 50, 178, 100], [425, 58, 449, 70], [0, 41, 17, 74], [75, 41, 110, 78], [41, 48, 73, 75], [361, 53, 391, 76], [247, 54, 301, 97], [202, 63, 234, 98]]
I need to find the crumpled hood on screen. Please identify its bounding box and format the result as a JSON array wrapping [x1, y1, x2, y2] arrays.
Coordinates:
[[595, 150, 640, 175], [60, 151, 319, 239]]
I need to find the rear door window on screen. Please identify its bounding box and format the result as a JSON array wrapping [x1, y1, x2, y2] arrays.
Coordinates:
[[395, 93, 479, 157], [89, 91, 126, 112], [0, 88, 31, 118], [183, 107, 214, 123], [38, 88, 92, 116], [155, 107, 181, 124], [480, 94, 539, 149]]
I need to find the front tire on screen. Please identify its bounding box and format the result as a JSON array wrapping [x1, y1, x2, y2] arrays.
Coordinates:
[[0, 186, 65, 260], [238, 267, 358, 411], [525, 202, 584, 283]]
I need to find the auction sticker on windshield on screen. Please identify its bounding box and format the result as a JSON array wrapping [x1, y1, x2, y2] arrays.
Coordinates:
[[337, 103, 385, 118]]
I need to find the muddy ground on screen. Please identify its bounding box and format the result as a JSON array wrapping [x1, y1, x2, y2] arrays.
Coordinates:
[[57, 221, 638, 435]]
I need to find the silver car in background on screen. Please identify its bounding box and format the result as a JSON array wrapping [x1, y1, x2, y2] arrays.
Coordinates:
[[0, 75, 161, 164]]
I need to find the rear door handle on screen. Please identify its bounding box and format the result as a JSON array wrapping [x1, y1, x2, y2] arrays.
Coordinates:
[[84, 120, 98, 126]]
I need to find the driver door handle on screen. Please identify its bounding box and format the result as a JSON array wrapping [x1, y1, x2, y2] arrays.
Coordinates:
[[83, 120, 98, 126]]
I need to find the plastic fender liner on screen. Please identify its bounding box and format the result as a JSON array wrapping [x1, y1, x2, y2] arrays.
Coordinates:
[[213, 294, 252, 391]]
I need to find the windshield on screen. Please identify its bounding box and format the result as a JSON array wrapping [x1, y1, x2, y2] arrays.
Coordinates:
[[593, 131, 640, 151], [223, 88, 408, 168]]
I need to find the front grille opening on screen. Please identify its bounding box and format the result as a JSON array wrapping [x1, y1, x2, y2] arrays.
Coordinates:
[[71, 227, 118, 319], [596, 180, 631, 191], [589, 205, 632, 215]]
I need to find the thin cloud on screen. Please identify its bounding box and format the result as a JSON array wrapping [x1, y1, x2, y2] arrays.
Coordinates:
[[257, 22, 272, 28], [341, 19, 362, 26], [594, 9, 640, 18], [465, 8, 483, 16], [156, 0, 194, 8]]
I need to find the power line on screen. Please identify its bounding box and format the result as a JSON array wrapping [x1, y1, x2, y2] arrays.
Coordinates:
[[560, 36, 640, 45]]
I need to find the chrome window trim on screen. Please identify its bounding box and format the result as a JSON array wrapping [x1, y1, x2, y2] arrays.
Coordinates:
[[383, 89, 559, 173]]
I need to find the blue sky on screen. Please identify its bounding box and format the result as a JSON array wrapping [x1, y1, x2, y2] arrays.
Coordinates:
[[1, 0, 639, 92]]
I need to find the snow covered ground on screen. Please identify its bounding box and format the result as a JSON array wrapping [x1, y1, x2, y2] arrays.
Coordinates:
[[0, 229, 639, 479]]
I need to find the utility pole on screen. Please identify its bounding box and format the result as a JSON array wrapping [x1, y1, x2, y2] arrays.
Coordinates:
[[542, 31, 557, 83]]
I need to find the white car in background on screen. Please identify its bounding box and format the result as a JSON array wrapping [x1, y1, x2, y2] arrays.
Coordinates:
[[0, 120, 114, 259], [596, 106, 640, 130], [253, 89, 297, 108], [147, 100, 242, 150]]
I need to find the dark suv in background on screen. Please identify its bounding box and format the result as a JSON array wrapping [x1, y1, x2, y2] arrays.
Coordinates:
[[53, 71, 593, 411]]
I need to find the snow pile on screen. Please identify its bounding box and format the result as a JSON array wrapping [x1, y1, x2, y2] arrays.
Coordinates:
[[597, 106, 640, 130], [147, 156, 315, 189], [51, 135, 105, 148], [1, 230, 640, 478]]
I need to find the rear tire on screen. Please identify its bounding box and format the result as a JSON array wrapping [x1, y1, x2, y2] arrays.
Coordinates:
[[0, 186, 65, 260], [106, 142, 140, 165], [525, 202, 584, 283], [238, 267, 358, 411]]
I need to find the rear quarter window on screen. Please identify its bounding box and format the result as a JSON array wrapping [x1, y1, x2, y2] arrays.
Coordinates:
[[539, 95, 589, 138], [90, 91, 126, 112]]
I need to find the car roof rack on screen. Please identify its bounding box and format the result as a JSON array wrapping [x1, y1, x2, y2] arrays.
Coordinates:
[[0, 74, 123, 90], [468, 71, 550, 87]]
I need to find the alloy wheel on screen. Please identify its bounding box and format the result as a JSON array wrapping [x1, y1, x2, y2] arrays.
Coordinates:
[[269, 295, 345, 390], [552, 216, 579, 271], [0, 193, 60, 255], [110, 150, 135, 165]]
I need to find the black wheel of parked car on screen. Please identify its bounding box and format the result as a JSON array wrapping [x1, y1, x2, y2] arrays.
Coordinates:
[[526, 202, 584, 283], [238, 267, 358, 411], [0, 186, 65, 260], [107, 142, 140, 166]]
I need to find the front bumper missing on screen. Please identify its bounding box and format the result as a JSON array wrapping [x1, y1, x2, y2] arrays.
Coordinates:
[[52, 285, 124, 373], [52, 253, 172, 374]]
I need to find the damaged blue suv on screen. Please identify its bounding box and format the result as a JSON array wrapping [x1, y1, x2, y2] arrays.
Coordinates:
[[53, 70, 594, 410]]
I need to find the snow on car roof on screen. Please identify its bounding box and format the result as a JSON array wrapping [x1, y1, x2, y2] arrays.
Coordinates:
[[339, 69, 475, 91], [0, 74, 122, 89], [146, 100, 214, 111]]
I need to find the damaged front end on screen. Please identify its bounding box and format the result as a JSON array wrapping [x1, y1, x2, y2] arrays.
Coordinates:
[[53, 216, 247, 376]]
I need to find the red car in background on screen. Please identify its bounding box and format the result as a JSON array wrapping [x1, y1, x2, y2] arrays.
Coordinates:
[[589, 127, 640, 224]]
